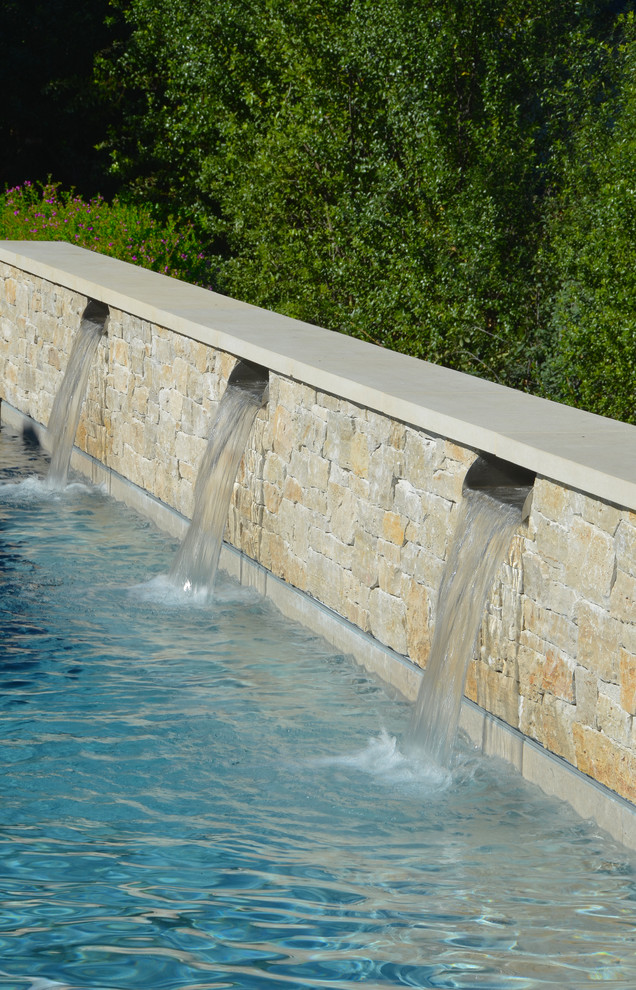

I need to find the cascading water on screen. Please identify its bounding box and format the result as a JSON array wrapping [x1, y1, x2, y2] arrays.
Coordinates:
[[409, 458, 534, 768], [170, 361, 268, 596], [46, 300, 109, 488]]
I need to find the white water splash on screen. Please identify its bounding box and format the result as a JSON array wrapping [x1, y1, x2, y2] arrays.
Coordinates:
[[313, 728, 451, 792]]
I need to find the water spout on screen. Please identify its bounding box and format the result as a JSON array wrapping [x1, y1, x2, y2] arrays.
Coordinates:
[[46, 300, 109, 488], [169, 359, 268, 596], [409, 454, 535, 767]]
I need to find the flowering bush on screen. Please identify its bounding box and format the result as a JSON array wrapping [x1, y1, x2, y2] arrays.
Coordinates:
[[0, 181, 216, 288]]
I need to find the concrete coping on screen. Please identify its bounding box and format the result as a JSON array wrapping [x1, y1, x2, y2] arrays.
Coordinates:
[[2, 239, 636, 511]]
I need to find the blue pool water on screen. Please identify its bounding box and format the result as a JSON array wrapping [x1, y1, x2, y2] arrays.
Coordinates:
[[1, 424, 635, 990]]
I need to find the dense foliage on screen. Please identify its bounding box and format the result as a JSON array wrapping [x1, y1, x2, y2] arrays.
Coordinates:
[[1, 0, 635, 423]]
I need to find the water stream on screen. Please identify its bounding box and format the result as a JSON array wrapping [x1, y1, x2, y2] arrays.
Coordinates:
[[169, 380, 264, 595], [46, 301, 108, 489], [409, 487, 523, 766]]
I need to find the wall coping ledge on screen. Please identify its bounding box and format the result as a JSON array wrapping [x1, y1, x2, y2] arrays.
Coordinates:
[[2, 240, 635, 511]]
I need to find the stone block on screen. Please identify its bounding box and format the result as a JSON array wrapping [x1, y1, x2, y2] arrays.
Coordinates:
[[609, 569, 636, 624], [576, 601, 621, 681], [596, 686, 631, 747], [324, 410, 355, 468], [271, 404, 294, 461], [378, 557, 403, 596], [405, 579, 431, 668], [573, 723, 636, 803], [523, 598, 577, 655], [352, 530, 379, 589], [616, 519, 636, 578], [517, 644, 544, 702], [350, 429, 369, 477], [574, 666, 598, 728], [476, 665, 520, 728], [431, 458, 464, 503], [580, 494, 622, 535], [403, 428, 437, 491], [620, 648, 636, 715], [539, 695, 577, 764], [368, 443, 402, 510], [327, 481, 358, 545], [542, 647, 576, 703], [369, 587, 408, 655], [533, 516, 570, 567], [289, 448, 329, 490], [565, 515, 616, 605], [532, 478, 573, 524], [382, 510, 406, 546]]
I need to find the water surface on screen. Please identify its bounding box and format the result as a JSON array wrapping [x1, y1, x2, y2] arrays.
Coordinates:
[[1, 425, 635, 989]]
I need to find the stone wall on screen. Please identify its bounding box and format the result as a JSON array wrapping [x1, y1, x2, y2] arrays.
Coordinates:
[[2, 261, 635, 805]]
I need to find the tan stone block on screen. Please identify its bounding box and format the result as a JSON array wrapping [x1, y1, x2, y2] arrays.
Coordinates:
[[519, 695, 542, 741], [517, 644, 544, 702], [609, 569, 636, 623], [271, 404, 294, 461], [523, 598, 577, 654], [363, 408, 395, 445], [616, 519, 636, 578], [295, 405, 327, 452], [369, 587, 408, 655], [350, 430, 369, 477], [324, 411, 354, 467], [444, 440, 475, 466], [378, 557, 402, 596], [580, 495, 622, 535], [405, 579, 431, 668], [620, 648, 636, 715], [534, 516, 569, 566], [576, 601, 621, 681], [368, 443, 402, 509], [289, 448, 329, 490], [283, 476, 303, 504], [542, 648, 575, 703], [476, 665, 520, 727], [532, 478, 572, 523], [403, 428, 437, 490], [565, 515, 616, 604], [432, 459, 464, 503], [264, 482, 283, 514], [539, 695, 576, 764], [573, 723, 636, 803], [327, 482, 358, 545], [596, 688, 631, 747], [382, 510, 406, 546], [352, 531, 379, 588], [112, 337, 128, 365], [574, 666, 598, 727]]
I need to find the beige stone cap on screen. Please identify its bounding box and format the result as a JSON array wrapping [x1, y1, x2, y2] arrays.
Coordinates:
[[3, 240, 635, 510]]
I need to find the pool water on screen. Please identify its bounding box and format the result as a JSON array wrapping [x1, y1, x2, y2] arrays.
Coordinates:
[[1, 424, 635, 990]]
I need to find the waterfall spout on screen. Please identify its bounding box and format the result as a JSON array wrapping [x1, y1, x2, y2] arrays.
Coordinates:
[[169, 359, 268, 596], [46, 300, 109, 488], [409, 455, 535, 767]]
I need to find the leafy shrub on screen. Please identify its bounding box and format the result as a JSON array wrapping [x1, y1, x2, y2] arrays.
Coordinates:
[[0, 181, 217, 288]]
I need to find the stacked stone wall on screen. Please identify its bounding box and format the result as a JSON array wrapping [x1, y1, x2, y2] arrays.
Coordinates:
[[1, 262, 635, 804]]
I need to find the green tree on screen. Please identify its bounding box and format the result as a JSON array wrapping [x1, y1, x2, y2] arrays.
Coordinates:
[[541, 12, 636, 423]]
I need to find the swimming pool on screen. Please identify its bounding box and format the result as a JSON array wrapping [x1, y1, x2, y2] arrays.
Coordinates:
[[1, 424, 635, 989]]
